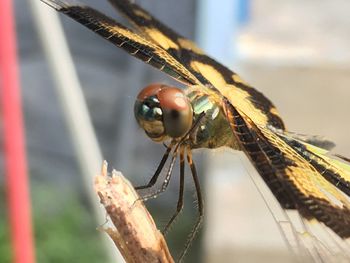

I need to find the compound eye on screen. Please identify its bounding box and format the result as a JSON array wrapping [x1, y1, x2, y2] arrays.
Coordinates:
[[158, 87, 193, 138], [134, 84, 166, 142], [137, 83, 163, 101]]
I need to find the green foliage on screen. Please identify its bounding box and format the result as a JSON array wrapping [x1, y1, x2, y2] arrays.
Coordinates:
[[0, 178, 203, 263], [0, 182, 107, 263], [0, 193, 11, 263]]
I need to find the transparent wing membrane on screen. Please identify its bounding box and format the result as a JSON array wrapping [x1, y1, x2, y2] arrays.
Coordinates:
[[240, 153, 350, 262]]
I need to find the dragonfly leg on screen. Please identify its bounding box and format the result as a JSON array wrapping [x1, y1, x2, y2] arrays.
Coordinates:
[[162, 146, 185, 235], [179, 148, 203, 262], [138, 148, 178, 201], [136, 112, 205, 198], [135, 142, 174, 190]]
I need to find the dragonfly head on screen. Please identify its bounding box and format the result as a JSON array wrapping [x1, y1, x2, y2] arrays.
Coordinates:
[[134, 84, 193, 142]]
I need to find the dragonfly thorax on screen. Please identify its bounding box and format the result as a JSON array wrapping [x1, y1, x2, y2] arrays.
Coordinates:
[[186, 86, 239, 150], [134, 84, 193, 142]]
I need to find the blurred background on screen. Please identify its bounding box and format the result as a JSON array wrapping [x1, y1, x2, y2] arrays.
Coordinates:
[[1, 0, 350, 262]]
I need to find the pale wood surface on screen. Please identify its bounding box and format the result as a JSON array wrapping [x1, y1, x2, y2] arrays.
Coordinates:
[[94, 161, 174, 263]]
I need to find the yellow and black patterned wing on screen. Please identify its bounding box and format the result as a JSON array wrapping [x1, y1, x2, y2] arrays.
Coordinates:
[[108, 0, 285, 130], [224, 99, 350, 242], [275, 129, 350, 198], [41, 0, 201, 86]]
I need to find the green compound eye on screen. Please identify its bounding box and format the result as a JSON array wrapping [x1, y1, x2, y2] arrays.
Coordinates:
[[134, 84, 193, 142]]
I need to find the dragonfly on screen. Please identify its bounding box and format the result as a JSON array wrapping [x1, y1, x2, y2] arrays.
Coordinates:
[[41, 0, 350, 261]]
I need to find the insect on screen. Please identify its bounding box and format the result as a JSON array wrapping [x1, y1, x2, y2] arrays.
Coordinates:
[[41, 0, 350, 261]]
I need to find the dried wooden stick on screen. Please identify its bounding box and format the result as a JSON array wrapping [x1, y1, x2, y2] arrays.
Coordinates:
[[94, 161, 174, 263]]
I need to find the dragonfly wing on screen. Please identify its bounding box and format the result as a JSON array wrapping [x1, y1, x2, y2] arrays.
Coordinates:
[[223, 99, 350, 259], [41, 0, 201, 86], [273, 129, 350, 197], [108, 0, 285, 130], [242, 150, 350, 262], [273, 130, 336, 150]]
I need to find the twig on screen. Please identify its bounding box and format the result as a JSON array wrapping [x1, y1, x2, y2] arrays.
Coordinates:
[[94, 161, 174, 263]]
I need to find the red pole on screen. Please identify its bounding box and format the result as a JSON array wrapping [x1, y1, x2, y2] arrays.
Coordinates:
[[0, 1, 36, 263]]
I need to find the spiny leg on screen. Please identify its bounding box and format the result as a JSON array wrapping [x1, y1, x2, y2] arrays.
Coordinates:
[[179, 148, 204, 262], [138, 147, 179, 201], [136, 111, 204, 192], [162, 145, 186, 236], [135, 141, 174, 190], [139, 112, 206, 200]]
